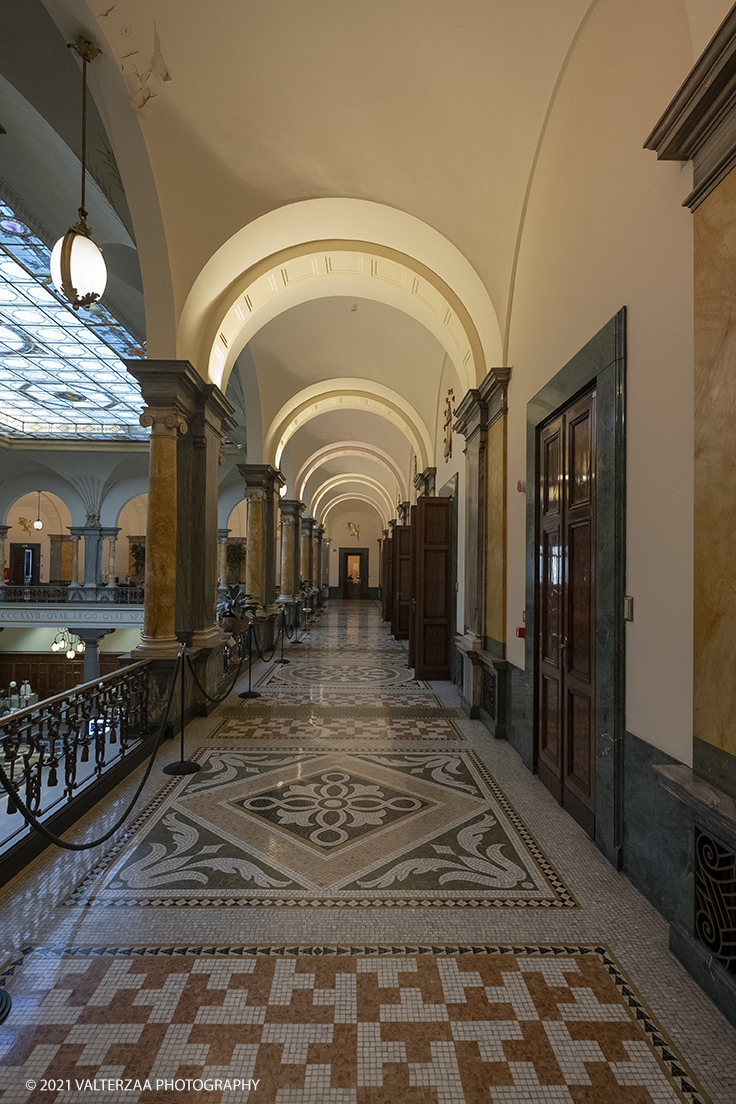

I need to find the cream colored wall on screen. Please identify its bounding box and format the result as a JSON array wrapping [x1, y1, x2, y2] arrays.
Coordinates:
[[4, 492, 71, 583], [0, 627, 141, 653], [693, 167, 736, 758], [505, 0, 696, 763], [326, 508, 383, 588]]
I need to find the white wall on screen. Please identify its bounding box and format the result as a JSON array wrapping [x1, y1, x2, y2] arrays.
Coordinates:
[[505, 0, 697, 763]]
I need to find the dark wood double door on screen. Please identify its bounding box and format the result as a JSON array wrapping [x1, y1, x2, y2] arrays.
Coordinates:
[[537, 389, 596, 836], [385, 497, 453, 680]]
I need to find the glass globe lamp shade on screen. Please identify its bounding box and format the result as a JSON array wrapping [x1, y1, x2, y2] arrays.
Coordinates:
[[33, 518, 43, 530], [76, 642, 85, 652], [51, 642, 58, 652], [51, 229, 107, 309], [66, 649, 76, 659], [59, 639, 67, 650]]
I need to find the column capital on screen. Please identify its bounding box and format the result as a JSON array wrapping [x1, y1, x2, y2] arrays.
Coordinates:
[[237, 462, 286, 497], [414, 466, 437, 497], [301, 515, 316, 535], [0, 525, 11, 540], [280, 499, 306, 522], [140, 406, 189, 438], [218, 528, 231, 542], [100, 527, 120, 540]]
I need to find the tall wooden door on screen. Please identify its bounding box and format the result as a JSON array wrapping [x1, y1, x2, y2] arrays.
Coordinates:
[[383, 536, 393, 623], [411, 496, 453, 680], [391, 525, 411, 639], [536, 389, 596, 836]]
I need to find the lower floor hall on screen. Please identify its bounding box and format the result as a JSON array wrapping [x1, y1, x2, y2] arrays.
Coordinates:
[[0, 601, 734, 1104]]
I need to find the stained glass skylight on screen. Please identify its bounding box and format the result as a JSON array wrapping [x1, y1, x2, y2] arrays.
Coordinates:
[[0, 198, 147, 440]]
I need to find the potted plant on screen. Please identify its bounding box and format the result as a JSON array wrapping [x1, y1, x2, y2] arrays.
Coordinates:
[[217, 585, 255, 634]]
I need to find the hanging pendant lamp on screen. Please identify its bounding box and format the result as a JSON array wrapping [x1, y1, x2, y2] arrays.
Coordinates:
[[50, 37, 107, 310], [33, 490, 43, 531]]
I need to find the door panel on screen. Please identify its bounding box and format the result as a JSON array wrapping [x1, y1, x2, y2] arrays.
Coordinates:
[[412, 496, 453, 680], [392, 526, 411, 639], [537, 389, 596, 836]]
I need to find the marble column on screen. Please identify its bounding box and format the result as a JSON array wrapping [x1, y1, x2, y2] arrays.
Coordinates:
[[323, 537, 331, 592], [67, 524, 103, 597], [125, 360, 235, 659], [314, 525, 325, 605], [279, 500, 304, 602], [301, 516, 316, 588], [238, 464, 286, 611], [100, 527, 120, 592], [77, 628, 115, 684], [0, 524, 10, 589], [218, 529, 230, 590], [69, 534, 81, 587], [453, 367, 510, 716]]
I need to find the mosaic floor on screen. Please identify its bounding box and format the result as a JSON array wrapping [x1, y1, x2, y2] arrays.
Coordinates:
[[1, 601, 735, 1103]]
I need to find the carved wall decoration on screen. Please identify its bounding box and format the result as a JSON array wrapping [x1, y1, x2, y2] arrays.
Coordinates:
[[444, 389, 455, 461], [347, 522, 360, 540]]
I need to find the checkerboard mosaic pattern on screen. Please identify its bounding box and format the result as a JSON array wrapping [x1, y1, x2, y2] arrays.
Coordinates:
[[0, 944, 711, 1103], [210, 716, 463, 741], [63, 751, 575, 911]]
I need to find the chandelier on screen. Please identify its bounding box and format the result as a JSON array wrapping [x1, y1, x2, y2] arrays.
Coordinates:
[[50, 628, 85, 659]]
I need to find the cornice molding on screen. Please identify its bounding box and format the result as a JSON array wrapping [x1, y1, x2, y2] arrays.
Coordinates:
[[644, 8, 736, 209]]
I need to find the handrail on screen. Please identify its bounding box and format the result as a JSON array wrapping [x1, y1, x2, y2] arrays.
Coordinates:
[[0, 659, 150, 730]]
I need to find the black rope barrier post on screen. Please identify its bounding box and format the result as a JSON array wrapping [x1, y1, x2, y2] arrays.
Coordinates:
[[163, 643, 201, 775], [0, 985, 11, 1024], [275, 607, 290, 665], [239, 622, 262, 699]]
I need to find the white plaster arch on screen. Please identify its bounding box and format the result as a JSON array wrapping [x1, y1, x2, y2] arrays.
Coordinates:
[[218, 484, 246, 529], [0, 472, 86, 527], [321, 494, 388, 530], [103, 479, 150, 528], [296, 442, 408, 502], [177, 199, 503, 390], [310, 475, 395, 524], [265, 380, 433, 470]]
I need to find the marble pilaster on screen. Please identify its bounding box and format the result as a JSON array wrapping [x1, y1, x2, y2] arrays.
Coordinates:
[[101, 527, 120, 589], [218, 529, 231, 591], [453, 367, 510, 714], [314, 525, 325, 605], [279, 500, 304, 602], [0, 524, 10, 589], [238, 464, 286, 611], [301, 516, 316, 588]]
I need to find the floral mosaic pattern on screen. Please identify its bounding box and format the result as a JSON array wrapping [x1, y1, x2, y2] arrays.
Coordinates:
[[64, 750, 576, 909]]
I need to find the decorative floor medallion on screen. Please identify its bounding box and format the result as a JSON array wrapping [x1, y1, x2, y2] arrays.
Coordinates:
[[64, 750, 576, 909], [0, 944, 711, 1103], [210, 715, 463, 741], [272, 662, 418, 687]]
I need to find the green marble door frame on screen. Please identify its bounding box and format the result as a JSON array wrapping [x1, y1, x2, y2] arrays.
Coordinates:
[[525, 308, 627, 869]]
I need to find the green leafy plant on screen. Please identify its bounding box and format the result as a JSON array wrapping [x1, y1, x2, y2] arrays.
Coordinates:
[[217, 585, 260, 621], [226, 543, 246, 569], [130, 541, 146, 575]]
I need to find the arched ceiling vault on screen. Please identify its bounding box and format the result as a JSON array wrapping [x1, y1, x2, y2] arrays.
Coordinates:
[[296, 443, 407, 503], [321, 494, 388, 530], [264, 379, 432, 471], [310, 475, 396, 523]]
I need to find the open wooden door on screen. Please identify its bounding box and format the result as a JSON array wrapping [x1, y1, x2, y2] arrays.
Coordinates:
[[536, 388, 596, 836], [408, 505, 418, 668], [391, 525, 411, 639], [412, 496, 453, 680]]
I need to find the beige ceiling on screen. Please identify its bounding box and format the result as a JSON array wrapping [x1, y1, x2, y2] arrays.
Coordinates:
[[40, 0, 722, 522]]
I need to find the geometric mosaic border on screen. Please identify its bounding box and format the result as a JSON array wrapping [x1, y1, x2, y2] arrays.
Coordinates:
[[0, 943, 710, 1104], [61, 749, 578, 910]]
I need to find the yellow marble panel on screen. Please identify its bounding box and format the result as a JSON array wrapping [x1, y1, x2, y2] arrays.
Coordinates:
[[694, 166, 736, 757]]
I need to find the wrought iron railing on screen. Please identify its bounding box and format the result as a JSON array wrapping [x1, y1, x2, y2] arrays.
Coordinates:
[[0, 660, 150, 853], [0, 584, 144, 604]]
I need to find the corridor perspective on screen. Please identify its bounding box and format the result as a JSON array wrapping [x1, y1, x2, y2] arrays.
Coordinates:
[[1, 602, 735, 1102], [5, 1, 736, 1101]]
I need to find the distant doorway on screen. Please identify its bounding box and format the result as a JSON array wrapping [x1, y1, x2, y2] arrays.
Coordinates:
[[9, 543, 40, 586], [339, 547, 369, 599]]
